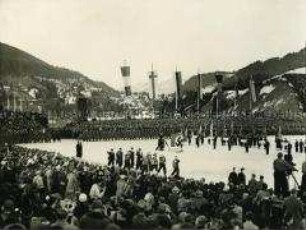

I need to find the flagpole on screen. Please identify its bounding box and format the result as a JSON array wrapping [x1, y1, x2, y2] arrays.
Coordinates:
[[249, 75, 252, 114], [175, 70, 178, 113], [197, 72, 201, 114]]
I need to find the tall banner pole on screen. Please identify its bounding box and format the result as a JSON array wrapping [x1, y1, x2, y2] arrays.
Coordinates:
[[197, 73, 201, 114], [175, 70, 182, 115], [120, 61, 132, 97], [215, 74, 224, 117]]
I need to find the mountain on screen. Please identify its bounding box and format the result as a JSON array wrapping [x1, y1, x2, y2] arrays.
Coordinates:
[[0, 42, 123, 118], [0, 42, 116, 92], [182, 48, 306, 115]]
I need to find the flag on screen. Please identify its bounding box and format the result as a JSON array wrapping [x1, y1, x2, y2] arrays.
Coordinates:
[[121, 65, 132, 96]]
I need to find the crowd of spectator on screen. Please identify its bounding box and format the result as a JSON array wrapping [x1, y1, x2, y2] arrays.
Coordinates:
[[0, 110, 52, 145], [1, 144, 306, 229], [0, 110, 61, 145]]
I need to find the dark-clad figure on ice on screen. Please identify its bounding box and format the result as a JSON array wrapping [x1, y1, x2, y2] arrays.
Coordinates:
[[176, 136, 183, 149], [299, 139, 304, 153], [136, 148, 143, 170], [195, 135, 200, 148], [200, 132, 204, 145], [273, 152, 297, 197], [171, 156, 180, 177], [76, 141, 83, 158], [276, 138, 282, 150], [187, 130, 192, 145], [228, 167, 238, 186], [156, 135, 167, 151], [245, 141, 249, 153], [213, 136, 217, 149], [227, 137, 232, 151], [129, 147, 135, 168], [237, 167, 246, 186], [295, 140, 299, 153], [158, 154, 167, 176], [287, 141, 292, 155], [107, 148, 115, 166], [264, 139, 270, 155], [116, 148, 123, 167], [124, 151, 131, 169], [151, 153, 158, 172]]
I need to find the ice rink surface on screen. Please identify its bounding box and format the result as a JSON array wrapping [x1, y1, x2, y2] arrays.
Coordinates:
[[21, 135, 306, 189]]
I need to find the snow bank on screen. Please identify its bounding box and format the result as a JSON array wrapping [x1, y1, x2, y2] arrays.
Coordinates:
[[225, 90, 236, 99], [260, 85, 275, 95], [286, 68, 306, 74], [201, 85, 216, 95], [238, 88, 249, 96]]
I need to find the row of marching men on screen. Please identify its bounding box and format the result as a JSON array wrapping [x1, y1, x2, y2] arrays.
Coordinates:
[[106, 148, 180, 177]]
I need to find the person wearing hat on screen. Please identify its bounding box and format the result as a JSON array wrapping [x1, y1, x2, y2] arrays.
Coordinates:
[[237, 168, 246, 186], [273, 152, 296, 197]]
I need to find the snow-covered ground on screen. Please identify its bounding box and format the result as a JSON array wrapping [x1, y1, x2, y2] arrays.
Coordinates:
[[286, 68, 306, 75], [20, 135, 306, 189], [260, 84, 275, 95], [201, 85, 216, 95]]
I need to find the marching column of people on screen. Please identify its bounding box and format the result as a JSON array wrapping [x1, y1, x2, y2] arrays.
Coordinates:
[[105, 147, 179, 177]]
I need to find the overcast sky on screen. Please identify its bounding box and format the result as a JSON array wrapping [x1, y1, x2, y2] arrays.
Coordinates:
[[1, 0, 306, 91]]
